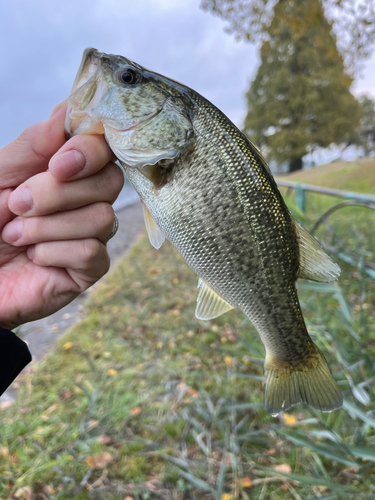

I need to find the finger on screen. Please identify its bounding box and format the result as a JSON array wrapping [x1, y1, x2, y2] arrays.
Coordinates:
[[2, 202, 115, 246], [8, 162, 124, 216], [27, 238, 110, 291], [0, 104, 68, 189], [50, 100, 68, 118], [49, 134, 116, 181]]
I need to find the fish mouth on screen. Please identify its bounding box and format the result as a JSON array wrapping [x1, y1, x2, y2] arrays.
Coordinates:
[[65, 48, 162, 139], [64, 48, 116, 137]]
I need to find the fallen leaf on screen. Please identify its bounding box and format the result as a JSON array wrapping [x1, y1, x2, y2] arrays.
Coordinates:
[[149, 266, 161, 275], [187, 388, 199, 396], [273, 464, 292, 474], [280, 484, 289, 492], [156, 342, 163, 349], [13, 486, 32, 499], [241, 476, 253, 488], [224, 356, 235, 367], [86, 419, 99, 431], [97, 434, 115, 445], [130, 406, 142, 416], [221, 494, 232, 500], [283, 413, 297, 425], [60, 390, 73, 400], [144, 481, 157, 490], [62, 342, 73, 350], [86, 452, 114, 469], [0, 446, 9, 458], [107, 369, 117, 376]]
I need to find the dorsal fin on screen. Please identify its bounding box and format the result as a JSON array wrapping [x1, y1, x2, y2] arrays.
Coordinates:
[[293, 219, 340, 283], [141, 202, 165, 249], [195, 279, 233, 320]]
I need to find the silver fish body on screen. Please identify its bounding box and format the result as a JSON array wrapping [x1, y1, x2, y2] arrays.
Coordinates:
[[65, 48, 343, 415]]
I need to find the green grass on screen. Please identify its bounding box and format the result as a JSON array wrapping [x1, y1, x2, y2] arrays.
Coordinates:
[[276, 157, 375, 195], [1, 159, 375, 499]]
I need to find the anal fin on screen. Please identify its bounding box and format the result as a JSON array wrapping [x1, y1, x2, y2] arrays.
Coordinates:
[[142, 202, 165, 249], [195, 279, 233, 320], [293, 219, 341, 283]]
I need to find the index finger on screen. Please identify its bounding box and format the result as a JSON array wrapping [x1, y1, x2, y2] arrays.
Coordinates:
[[0, 104, 68, 189]]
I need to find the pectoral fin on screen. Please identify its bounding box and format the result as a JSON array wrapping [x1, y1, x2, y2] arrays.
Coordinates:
[[142, 203, 165, 249], [195, 279, 233, 320], [140, 163, 167, 187], [293, 219, 340, 283]]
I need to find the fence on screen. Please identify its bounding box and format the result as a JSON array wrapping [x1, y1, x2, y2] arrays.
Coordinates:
[[276, 179, 375, 213], [276, 179, 375, 278]]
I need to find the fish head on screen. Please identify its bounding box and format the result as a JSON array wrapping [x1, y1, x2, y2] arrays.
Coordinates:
[[65, 48, 194, 170]]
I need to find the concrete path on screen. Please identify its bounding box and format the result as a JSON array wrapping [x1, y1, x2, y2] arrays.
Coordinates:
[[0, 199, 145, 402]]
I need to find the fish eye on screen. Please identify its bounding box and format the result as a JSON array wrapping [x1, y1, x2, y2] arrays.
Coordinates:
[[120, 68, 137, 84]]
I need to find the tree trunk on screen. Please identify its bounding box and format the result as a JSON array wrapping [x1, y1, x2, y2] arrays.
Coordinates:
[[289, 157, 303, 173]]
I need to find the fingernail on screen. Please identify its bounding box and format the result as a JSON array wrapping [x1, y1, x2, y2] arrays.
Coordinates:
[[2, 219, 23, 243], [10, 187, 33, 214], [49, 150, 86, 178]]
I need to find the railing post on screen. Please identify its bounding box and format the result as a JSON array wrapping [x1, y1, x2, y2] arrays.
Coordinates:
[[295, 184, 306, 214]]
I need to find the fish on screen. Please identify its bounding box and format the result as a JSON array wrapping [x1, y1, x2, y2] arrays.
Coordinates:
[[65, 48, 343, 416]]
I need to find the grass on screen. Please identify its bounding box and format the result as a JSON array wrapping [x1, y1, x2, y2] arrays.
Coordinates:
[[1, 159, 375, 499], [276, 157, 375, 195]]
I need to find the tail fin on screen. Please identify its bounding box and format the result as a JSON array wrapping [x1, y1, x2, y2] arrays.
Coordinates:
[[264, 347, 342, 417]]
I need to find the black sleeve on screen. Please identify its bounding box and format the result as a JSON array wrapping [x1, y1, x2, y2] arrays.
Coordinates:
[[0, 328, 32, 396]]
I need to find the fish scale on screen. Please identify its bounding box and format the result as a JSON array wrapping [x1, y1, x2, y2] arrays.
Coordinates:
[[65, 48, 343, 416]]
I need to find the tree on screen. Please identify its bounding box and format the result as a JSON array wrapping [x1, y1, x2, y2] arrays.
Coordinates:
[[242, 0, 361, 172], [357, 96, 375, 156], [201, 0, 375, 75]]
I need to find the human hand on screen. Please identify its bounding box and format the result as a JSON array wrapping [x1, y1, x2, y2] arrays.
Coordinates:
[[0, 103, 123, 330]]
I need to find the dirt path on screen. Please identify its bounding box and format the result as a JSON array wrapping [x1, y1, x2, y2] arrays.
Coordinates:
[[1, 200, 144, 402]]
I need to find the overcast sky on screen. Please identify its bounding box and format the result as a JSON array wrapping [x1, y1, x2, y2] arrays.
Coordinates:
[[1, 0, 374, 148]]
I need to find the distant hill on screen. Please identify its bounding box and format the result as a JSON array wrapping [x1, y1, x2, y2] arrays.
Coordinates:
[[275, 158, 375, 195]]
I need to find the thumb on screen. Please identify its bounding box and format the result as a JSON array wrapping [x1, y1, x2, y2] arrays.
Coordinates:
[[0, 103, 68, 189]]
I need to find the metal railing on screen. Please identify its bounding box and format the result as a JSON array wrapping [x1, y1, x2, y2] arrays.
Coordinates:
[[276, 179, 375, 213], [276, 179, 375, 278]]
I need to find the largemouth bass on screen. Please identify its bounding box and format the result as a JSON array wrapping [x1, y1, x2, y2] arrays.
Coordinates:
[[65, 48, 343, 416]]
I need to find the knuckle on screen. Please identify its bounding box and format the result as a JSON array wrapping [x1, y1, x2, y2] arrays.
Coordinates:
[[90, 202, 114, 236], [101, 252, 111, 276], [105, 163, 124, 199], [80, 238, 102, 267], [26, 216, 43, 242], [20, 123, 50, 163], [68, 134, 113, 164]]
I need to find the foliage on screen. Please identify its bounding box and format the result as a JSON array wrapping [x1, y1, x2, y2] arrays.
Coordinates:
[[0, 159, 375, 498], [355, 96, 375, 156], [242, 0, 361, 172], [201, 0, 375, 75]]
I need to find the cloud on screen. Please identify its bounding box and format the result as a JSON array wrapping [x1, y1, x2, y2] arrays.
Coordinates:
[[1, 0, 373, 148], [0, 0, 259, 146]]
